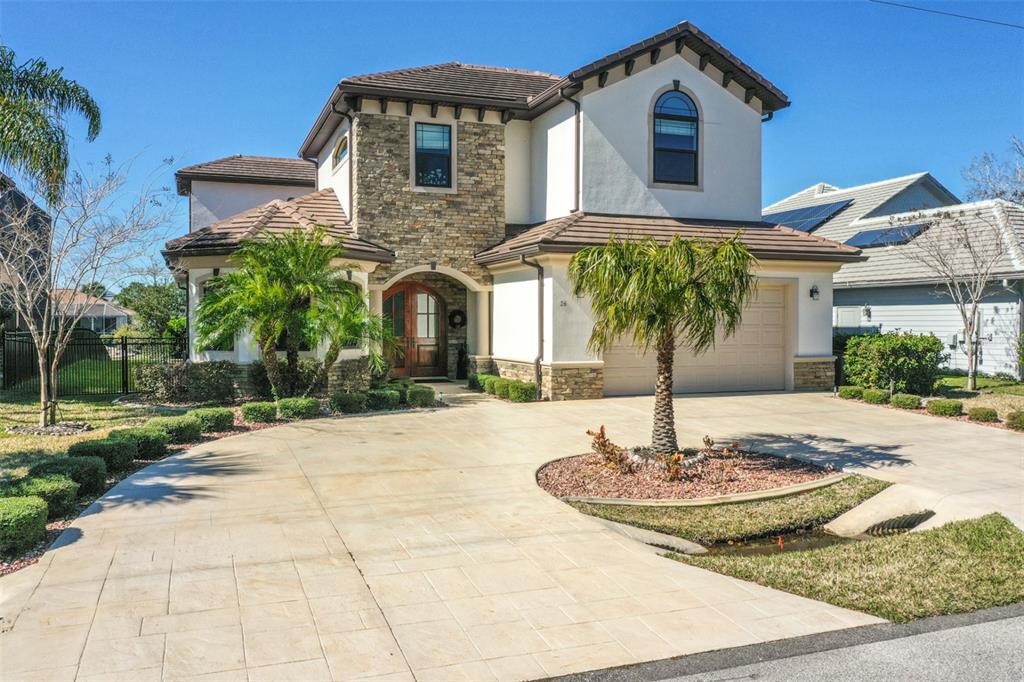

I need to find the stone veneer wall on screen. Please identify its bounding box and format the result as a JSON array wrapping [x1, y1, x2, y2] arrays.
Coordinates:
[[352, 113, 506, 287], [327, 357, 371, 394], [400, 272, 468, 379], [794, 358, 835, 390], [492, 359, 604, 401]]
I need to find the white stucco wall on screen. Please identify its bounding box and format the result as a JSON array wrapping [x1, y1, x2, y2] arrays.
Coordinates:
[[491, 268, 545, 363], [189, 180, 314, 231], [577, 50, 762, 221], [505, 120, 532, 224], [529, 102, 577, 222], [755, 264, 837, 358], [316, 117, 352, 219]]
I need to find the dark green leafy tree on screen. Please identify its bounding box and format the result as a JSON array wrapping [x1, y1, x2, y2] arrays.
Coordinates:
[[0, 46, 101, 204], [569, 236, 756, 453], [79, 281, 108, 299], [115, 280, 185, 335]]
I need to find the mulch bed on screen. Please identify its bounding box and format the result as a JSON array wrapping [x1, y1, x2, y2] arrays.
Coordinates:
[[537, 451, 832, 501]]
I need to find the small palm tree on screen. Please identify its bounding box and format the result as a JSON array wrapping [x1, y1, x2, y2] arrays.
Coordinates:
[[196, 228, 387, 399], [0, 47, 101, 203], [570, 235, 756, 453]]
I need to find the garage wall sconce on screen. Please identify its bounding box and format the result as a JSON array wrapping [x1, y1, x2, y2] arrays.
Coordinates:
[[809, 285, 820, 300]]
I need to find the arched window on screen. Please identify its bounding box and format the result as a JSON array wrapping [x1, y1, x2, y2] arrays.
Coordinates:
[[653, 90, 698, 185], [331, 135, 349, 168]]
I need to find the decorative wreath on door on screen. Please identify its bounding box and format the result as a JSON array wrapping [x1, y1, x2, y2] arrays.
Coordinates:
[[448, 309, 467, 329]]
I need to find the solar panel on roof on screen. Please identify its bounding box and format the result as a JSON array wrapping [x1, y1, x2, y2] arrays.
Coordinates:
[[762, 199, 853, 233], [844, 224, 926, 248]]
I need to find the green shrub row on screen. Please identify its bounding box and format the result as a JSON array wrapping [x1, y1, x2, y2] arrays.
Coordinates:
[[109, 427, 169, 459], [133, 360, 236, 404], [278, 397, 321, 420], [68, 437, 137, 473], [862, 388, 890, 405], [890, 393, 921, 410], [188, 407, 235, 433], [474, 373, 537, 402], [926, 399, 963, 417], [967, 407, 999, 423], [0, 496, 48, 556], [241, 402, 277, 422], [1, 474, 78, 519], [29, 456, 106, 497], [146, 415, 202, 444], [329, 383, 435, 414], [1007, 411, 1024, 432]]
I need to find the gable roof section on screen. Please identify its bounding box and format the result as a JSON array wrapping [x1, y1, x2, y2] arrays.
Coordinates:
[[175, 155, 316, 195], [474, 212, 863, 265], [51, 290, 135, 318], [163, 188, 394, 263], [833, 200, 1024, 287], [300, 21, 789, 157]]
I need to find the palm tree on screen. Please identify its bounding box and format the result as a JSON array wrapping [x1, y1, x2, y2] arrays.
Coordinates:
[[0, 46, 102, 204], [195, 228, 386, 399], [569, 235, 756, 453]]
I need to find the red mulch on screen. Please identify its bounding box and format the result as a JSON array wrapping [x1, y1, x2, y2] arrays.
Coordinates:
[[537, 451, 832, 501]]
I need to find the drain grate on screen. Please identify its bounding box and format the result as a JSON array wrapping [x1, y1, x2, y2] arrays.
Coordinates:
[[864, 510, 935, 536]]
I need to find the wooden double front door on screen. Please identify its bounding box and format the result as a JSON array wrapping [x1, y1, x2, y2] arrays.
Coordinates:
[[383, 283, 446, 377]]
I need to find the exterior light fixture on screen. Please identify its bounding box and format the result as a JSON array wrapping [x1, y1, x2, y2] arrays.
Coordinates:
[[809, 285, 820, 300]]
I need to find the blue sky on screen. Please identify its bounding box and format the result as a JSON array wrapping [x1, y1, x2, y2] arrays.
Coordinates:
[[3, 1, 1022, 231]]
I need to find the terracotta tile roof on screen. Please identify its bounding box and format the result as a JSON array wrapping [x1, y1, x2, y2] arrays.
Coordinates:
[[52, 290, 135, 317], [175, 155, 316, 195], [341, 63, 562, 106], [475, 212, 864, 265], [163, 188, 394, 263]]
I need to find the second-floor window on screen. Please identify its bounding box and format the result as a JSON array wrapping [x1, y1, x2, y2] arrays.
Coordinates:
[[331, 135, 349, 168], [414, 123, 452, 188], [653, 90, 699, 185]]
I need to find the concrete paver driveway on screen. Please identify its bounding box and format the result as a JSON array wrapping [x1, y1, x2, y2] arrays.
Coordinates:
[[2, 390, 1020, 681]]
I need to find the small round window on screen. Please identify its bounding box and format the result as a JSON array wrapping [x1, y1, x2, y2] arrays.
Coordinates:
[[332, 135, 349, 168]]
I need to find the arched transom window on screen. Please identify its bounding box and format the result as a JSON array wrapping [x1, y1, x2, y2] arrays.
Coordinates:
[[653, 90, 698, 185]]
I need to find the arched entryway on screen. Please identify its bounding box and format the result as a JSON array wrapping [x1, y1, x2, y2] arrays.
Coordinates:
[[383, 282, 447, 377]]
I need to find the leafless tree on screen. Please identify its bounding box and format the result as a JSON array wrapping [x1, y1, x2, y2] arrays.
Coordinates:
[[0, 157, 173, 425], [963, 136, 1024, 205], [892, 204, 1011, 391]]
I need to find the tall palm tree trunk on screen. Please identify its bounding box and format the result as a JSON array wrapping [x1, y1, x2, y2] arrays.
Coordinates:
[[651, 331, 678, 453], [305, 342, 339, 398], [260, 339, 284, 400]]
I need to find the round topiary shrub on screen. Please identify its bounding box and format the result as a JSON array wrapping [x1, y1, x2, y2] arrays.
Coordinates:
[[837, 386, 864, 400], [2, 474, 79, 519], [0, 496, 48, 555], [470, 373, 498, 392], [365, 389, 401, 411], [240, 401, 277, 423], [145, 415, 202, 444], [1005, 411, 1024, 432], [29, 456, 106, 497], [862, 388, 890, 405], [329, 392, 367, 414], [109, 427, 169, 460], [407, 385, 436, 408], [277, 397, 321, 420], [67, 437, 138, 473], [926, 398, 963, 417], [188, 407, 235, 433], [890, 393, 921, 410], [967, 407, 999, 423], [481, 376, 500, 395], [506, 381, 537, 403]]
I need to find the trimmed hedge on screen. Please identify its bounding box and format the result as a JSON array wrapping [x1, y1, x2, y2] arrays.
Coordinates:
[[407, 385, 436, 408], [366, 389, 401, 411], [29, 456, 106, 497], [506, 381, 538, 403], [967, 407, 999, 423], [469, 373, 498, 392], [837, 386, 864, 400], [0, 496, 48, 555], [240, 402, 277, 423], [387, 381, 414, 404], [926, 398, 963, 417], [492, 378, 513, 399], [2, 475, 79, 519], [481, 375, 501, 395], [146, 415, 202, 444], [109, 427, 169, 460], [68, 437, 137, 473], [843, 332, 946, 395], [189, 407, 235, 433], [890, 393, 922, 410], [1006, 411, 1024, 432], [862, 388, 890, 405], [329, 392, 367, 414], [278, 397, 321, 420], [134, 360, 236, 404]]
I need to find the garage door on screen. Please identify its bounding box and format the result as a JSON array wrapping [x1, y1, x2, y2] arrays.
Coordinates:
[[602, 285, 787, 396]]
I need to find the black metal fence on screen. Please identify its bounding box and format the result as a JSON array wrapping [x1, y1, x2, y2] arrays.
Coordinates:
[[2, 331, 186, 396]]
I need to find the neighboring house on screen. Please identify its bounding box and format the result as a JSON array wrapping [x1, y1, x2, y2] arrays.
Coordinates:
[[164, 21, 864, 399], [52, 290, 134, 334], [764, 175, 1024, 378]]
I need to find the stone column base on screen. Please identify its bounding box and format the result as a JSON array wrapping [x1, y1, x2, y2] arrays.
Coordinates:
[[491, 358, 604, 401], [328, 357, 371, 394], [794, 356, 835, 390]]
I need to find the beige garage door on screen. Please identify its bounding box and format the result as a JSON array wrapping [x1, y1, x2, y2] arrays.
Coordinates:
[[602, 286, 787, 396]]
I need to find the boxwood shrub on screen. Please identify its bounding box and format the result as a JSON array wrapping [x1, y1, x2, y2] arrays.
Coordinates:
[[967, 407, 999, 423], [68, 437, 138, 473], [837, 386, 864, 400], [240, 401, 277, 423], [506, 381, 537, 403], [0, 496, 48, 555], [329, 392, 367, 414], [278, 397, 321, 420], [2, 475, 79, 519], [387, 381, 414, 404], [1005, 411, 1024, 432], [926, 398, 963, 417], [407, 385, 436, 408], [492, 378, 513, 399], [146, 415, 202, 444], [843, 332, 946, 395], [469, 373, 498, 392], [366, 389, 400, 411], [134, 360, 236, 404], [189, 407, 235, 433], [109, 427, 169, 460], [890, 393, 921, 410], [862, 388, 890, 405], [481, 375, 501, 395], [29, 456, 106, 497]]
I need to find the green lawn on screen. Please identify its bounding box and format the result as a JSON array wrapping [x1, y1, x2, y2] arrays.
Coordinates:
[[936, 374, 1024, 396], [0, 395, 158, 481], [568, 475, 890, 545], [676, 514, 1024, 622], [934, 374, 1024, 418]]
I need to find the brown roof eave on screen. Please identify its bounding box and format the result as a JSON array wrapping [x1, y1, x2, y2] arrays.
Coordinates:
[[175, 172, 316, 196]]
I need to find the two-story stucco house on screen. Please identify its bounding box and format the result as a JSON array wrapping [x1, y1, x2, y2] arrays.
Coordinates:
[[164, 21, 863, 400]]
